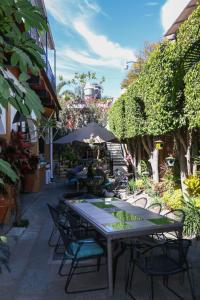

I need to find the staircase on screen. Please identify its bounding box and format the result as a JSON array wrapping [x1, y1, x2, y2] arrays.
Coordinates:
[[106, 142, 127, 171]]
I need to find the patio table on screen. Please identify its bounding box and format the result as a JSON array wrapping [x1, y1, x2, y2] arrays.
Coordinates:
[[64, 197, 183, 296]]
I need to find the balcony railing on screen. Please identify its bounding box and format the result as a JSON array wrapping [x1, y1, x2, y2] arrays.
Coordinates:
[[29, 28, 56, 93]]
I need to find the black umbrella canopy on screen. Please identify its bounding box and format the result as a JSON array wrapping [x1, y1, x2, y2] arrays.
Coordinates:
[[12, 111, 26, 124], [54, 122, 117, 144]]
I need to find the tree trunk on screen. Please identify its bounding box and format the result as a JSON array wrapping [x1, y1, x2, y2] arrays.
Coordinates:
[[179, 144, 188, 193], [192, 131, 198, 175], [186, 130, 192, 176], [127, 138, 137, 179], [142, 136, 159, 183], [149, 148, 159, 183], [175, 131, 188, 192], [137, 139, 142, 176]]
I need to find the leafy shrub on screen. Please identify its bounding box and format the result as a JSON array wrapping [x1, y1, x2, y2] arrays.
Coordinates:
[[162, 189, 183, 209], [161, 168, 179, 192], [135, 179, 145, 190], [193, 196, 200, 209], [128, 179, 136, 192], [183, 196, 200, 237], [184, 175, 200, 197], [140, 160, 150, 175]]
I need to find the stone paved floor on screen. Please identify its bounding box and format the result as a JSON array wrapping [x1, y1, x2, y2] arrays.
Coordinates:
[[0, 180, 200, 300]]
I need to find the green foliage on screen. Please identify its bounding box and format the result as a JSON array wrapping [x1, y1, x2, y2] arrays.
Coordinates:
[[124, 82, 145, 137], [162, 189, 184, 209], [109, 5, 200, 139], [184, 175, 200, 197], [0, 0, 46, 117], [161, 168, 179, 192], [0, 0, 48, 182], [67, 71, 105, 99], [121, 41, 157, 89], [0, 159, 18, 184], [139, 41, 183, 135], [57, 75, 74, 101], [176, 4, 200, 65], [128, 179, 136, 192], [108, 95, 125, 139], [183, 195, 200, 237], [184, 62, 200, 128], [135, 178, 145, 190]]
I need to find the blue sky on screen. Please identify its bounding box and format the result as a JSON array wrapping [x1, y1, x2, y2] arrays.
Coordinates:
[[45, 0, 190, 98]]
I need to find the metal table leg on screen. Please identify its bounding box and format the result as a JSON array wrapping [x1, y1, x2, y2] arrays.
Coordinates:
[[107, 238, 113, 295]]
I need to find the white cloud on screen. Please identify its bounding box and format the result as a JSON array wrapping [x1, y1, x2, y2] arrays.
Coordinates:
[[74, 19, 136, 68], [44, 0, 135, 69], [58, 47, 126, 69], [44, 0, 108, 26], [161, 0, 190, 33], [44, 0, 68, 26]]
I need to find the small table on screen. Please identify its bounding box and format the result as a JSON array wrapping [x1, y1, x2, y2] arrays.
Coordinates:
[[64, 197, 183, 296]]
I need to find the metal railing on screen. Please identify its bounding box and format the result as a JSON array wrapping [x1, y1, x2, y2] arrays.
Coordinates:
[[29, 28, 56, 93]]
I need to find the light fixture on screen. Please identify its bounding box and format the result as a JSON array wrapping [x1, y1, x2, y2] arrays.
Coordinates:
[[124, 60, 136, 70], [165, 156, 175, 167], [154, 140, 164, 150]]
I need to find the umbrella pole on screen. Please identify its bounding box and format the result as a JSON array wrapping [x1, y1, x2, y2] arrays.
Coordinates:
[[50, 127, 53, 181]]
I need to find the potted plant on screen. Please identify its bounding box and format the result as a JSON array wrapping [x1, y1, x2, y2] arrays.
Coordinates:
[[7, 131, 39, 193]]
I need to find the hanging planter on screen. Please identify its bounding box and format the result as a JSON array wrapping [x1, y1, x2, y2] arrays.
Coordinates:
[[165, 156, 175, 167], [154, 140, 164, 150]]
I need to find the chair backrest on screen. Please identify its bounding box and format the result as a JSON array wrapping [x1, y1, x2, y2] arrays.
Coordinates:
[[147, 203, 162, 214], [133, 197, 147, 208], [67, 210, 80, 229], [142, 239, 191, 269], [47, 204, 62, 228], [164, 209, 185, 224], [166, 239, 191, 266], [57, 224, 73, 255]]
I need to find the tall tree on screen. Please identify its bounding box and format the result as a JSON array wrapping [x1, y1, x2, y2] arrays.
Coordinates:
[[67, 71, 105, 100]]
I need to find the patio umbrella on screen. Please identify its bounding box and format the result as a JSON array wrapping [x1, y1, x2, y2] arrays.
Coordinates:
[[54, 122, 117, 144], [12, 111, 26, 123]]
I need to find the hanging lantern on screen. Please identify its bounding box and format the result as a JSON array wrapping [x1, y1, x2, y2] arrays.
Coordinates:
[[165, 156, 175, 167], [154, 140, 164, 150]]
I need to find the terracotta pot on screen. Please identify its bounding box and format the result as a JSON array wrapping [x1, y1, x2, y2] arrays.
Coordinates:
[[5, 184, 16, 209], [23, 173, 35, 192]]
